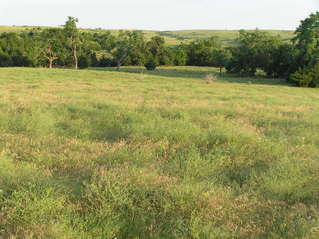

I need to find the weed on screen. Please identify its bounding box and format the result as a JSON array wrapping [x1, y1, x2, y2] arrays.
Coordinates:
[[204, 73, 218, 84]]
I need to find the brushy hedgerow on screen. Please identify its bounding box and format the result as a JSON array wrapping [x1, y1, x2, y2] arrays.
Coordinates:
[[0, 66, 319, 238]]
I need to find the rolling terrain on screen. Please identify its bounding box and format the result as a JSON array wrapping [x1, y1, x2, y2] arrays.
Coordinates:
[[0, 25, 295, 45]]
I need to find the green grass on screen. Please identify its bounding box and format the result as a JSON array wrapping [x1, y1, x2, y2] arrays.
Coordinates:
[[160, 29, 295, 45], [0, 66, 318, 238], [0, 25, 53, 33], [0, 25, 294, 45]]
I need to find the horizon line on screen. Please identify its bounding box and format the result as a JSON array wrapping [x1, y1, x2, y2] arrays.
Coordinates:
[[0, 25, 296, 32]]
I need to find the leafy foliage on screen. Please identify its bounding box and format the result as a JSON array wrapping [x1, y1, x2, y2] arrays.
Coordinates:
[[64, 17, 80, 69], [226, 30, 282, 76], [290, 63, 319, 87], [144, 55, 158, 70], [293, 11, 319, 67], [289, 12, 319, 86], [186, 37, 222, 66], [78, 55, 91, 69]]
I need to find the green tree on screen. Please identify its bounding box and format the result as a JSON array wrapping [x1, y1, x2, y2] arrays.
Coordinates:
[[64, 16, 80, 69], [170, 45, 187, 66], [212, 48, 231, 73], [293, 11, 319, 67], [289, 12, 319, 87], [144, 54, 158, 70], [41, 29, 65, 68], [78, 55, 91, 69], [186, 37, 221, 66], [0, 52, 12, 67], [112, 31, 146, 68], [227, 30, 281, 76], [112, 31, 131, 69], [79, 32, 102, 67], [0, 33, 26, 66], [21, 31, 43, 67], [126, 31, 146, 66], [263, 43, 296, 78], [290, 63, 319, 87], [146, 36, 169, 65]]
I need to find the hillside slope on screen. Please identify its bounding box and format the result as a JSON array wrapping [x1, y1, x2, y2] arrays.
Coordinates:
[[0, 25, 295, 45]]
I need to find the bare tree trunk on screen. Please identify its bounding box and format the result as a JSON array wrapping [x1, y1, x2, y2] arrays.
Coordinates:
[[73, 44, 78, 69], [116, 48, 128, 71], [46, 56, 58, 69], [49, 59, 53, 69], [117, 61, 122, 70], [45, 46, 58, 69]]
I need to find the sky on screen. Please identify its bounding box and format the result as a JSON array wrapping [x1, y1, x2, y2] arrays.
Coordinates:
[[0, 0, 318, 30]]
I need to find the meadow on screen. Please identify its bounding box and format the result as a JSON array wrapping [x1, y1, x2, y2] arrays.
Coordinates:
[[159, 29, 295, 45], [0, 66, 319, 238]]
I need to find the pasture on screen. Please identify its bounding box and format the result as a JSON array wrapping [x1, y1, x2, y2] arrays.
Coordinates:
[[0, 66, 318, 238]]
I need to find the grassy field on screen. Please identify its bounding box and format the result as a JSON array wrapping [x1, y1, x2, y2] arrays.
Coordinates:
[[0, 66, 318, 238], [160, 30, 295, 45], [0, 25, 294, 45]]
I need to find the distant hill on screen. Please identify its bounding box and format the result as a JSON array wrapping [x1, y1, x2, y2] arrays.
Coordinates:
[[159, 30, 295, 45], [0, 26, 295, 45]]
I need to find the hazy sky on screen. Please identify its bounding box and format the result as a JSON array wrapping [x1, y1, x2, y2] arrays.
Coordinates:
[[0, 0, 318, 30]]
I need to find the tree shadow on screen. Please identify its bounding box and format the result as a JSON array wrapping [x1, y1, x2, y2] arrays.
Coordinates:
[[90, 66, 291, 86]]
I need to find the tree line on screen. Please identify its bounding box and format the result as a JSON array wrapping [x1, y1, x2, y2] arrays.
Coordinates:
[[1, 13, 319, 87]]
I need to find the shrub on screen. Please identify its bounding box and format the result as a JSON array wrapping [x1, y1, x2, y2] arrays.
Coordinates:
[[290, 63, 319, 88], [11, 55, 32, 67], [204, 73, 218, 84], [78, 55, 91, 69], [99, 56, 116, 67], [0, 54, 13, 67], [144, 56, 158, 71]]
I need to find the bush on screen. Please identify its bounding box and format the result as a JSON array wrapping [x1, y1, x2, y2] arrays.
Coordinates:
[[0, 54, 13, 67], [78, 55, 91, 69], [11, 55, 32, 67], [204, 73, 218, 84], [290, 63, 319, 88], [144, 56, 158, 71], [98, 57, 117, 67]]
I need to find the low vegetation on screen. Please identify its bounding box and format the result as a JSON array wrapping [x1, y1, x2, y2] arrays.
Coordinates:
[[204, 73, 218, 84], [0, 66, 319, 238]]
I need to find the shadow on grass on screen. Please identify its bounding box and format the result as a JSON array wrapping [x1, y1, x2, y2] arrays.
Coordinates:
[[90, 66, 291, 86]]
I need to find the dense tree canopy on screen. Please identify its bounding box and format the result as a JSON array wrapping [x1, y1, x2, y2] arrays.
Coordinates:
[[226, 30, 283, 76], [40, 28, 66, 68], [290, 12, 319, 87], [186, 37, 222, 66], [293, 12, 319, 67]]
